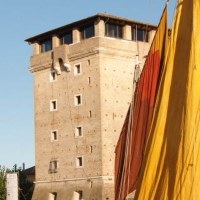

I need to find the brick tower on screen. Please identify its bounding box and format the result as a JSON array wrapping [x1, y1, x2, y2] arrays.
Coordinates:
[[26, 13, 156, 200]]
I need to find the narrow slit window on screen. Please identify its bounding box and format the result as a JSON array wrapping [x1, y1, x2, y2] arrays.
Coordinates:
[[90, 146, 93, 153], [88, 77, 91, 85], [50, 70, 57, 82], [89, 110, 92, 118]]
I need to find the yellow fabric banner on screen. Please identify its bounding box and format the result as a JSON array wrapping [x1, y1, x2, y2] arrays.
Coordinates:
[[135, 0, 200, 199]]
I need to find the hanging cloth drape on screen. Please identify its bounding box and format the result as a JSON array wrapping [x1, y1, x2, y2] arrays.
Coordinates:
[[135, 0, 200, 199], [114, 6, 168, 200]]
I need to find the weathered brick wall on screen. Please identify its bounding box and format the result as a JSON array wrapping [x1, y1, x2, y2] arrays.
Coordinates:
[[29, 19, 153, 199]]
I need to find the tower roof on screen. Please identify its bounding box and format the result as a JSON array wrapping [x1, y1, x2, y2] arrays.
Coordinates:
[[25, 13, 157, 44]]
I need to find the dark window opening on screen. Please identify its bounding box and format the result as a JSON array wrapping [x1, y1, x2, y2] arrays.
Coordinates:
[[40, 39, 52, 52], [132, 27, 148, 42], [88, 77, 91, 85], [52, 72, 56, 80], [51, 70, 56, 81], [76, 157, 83, 167], [75, 95, 82, 105], [75, 64, 81, 74], [52, 101, 56, 109], [77, 190, 83, 200], [77, 96, 81, 104], [51, 100, 57, 111], [76, 126, 82, 137], [49, 192, 57, 200], [52, 131, 57, 140], [89, 110, 92, 118], [81, 25, 94, 39], [105, 23, 123, 38], [60, 32, 73, 44]]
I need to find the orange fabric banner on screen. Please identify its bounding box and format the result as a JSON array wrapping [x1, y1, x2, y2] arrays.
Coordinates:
[[135, 0, 200, 199], [115, 6, 168, 200]]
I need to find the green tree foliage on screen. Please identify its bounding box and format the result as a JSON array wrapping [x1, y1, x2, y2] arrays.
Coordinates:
[[0, 166, 6, 200], [0, 165, 9, 200]]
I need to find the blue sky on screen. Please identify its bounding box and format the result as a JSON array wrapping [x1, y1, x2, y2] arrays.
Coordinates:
[[0, 0, 176, 169]]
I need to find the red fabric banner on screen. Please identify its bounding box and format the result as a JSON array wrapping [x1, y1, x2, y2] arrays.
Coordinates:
[[115, 6, 168, 200]]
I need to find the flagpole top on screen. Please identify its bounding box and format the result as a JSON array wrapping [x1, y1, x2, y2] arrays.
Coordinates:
[[166, 0, 169, 5]]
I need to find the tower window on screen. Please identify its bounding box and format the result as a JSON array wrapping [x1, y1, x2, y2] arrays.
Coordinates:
[[49, 192, 57, 200], [74, 94, 82, 106], [60, 32, 73, 45], [74, 63, 81, 75], [81, 24, 94, 39], [73, 191, 83, 200], [40, 39, 52, 52], [50, 70, 57, 82], [49, 160, 58, 173], [76, 156, 84, 168], [50, 100, 57, 111], [89, 110, 92, 118], [88, 77, 91, 85], [90, 146, 93, 153], [75, 126, 83, 137], [132, 27, 149, 42], [77, 190, 83, 200], [51, 130, 58, 141], [105, 23, 123, 38]]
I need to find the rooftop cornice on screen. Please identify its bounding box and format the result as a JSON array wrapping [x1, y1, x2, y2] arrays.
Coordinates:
[[25, 13, 157, 44]]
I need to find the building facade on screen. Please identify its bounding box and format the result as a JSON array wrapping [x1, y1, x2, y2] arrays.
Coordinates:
[[26, 13, 156, 200]]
